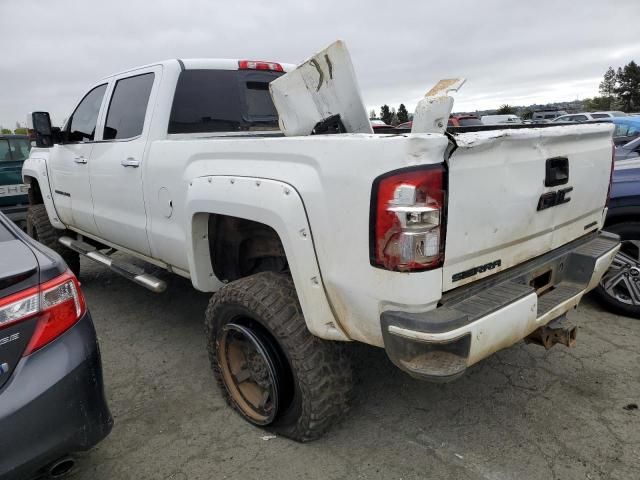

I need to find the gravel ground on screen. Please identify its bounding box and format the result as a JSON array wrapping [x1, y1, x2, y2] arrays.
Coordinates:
[[70, 259, 639, 480]]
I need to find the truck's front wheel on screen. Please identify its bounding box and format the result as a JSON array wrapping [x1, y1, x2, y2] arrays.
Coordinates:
[[204, 272, 353, 442], [26, 204, 80, 277]]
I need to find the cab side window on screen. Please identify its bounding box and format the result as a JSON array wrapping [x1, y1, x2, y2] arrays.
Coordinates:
[[67, 84, 108, 142], [103, 73, 155, 140]]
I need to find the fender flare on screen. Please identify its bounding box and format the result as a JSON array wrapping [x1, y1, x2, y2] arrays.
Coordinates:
[[21, 154, 66, 229], [185, 175, 350, 342]]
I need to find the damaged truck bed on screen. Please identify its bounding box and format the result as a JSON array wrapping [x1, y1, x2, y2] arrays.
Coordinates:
[[23, 40, 619, 440]]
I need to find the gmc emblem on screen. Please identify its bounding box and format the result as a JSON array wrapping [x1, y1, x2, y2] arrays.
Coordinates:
[[537, 187, 573, 211]]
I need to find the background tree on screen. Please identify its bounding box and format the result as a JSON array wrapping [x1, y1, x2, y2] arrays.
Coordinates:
[[380, 105, 392, 125], [615, 61, 640, 112], [496, 104, 515, 114], [390, 107, 399, 126], [599, 66, 617, 108], [520, 108, 533, 120], [583, 96, 614, 111], [0, 127, 11, 134], [14, 127, 28, 135], [397, 104, 409, 123], [369, 109, 377, 119]]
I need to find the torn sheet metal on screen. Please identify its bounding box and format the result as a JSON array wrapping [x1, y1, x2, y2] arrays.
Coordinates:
[[270, 40, 373, 136], [412, 78, 466, 135]]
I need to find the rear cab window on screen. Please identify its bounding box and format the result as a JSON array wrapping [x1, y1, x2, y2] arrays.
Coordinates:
[[168, 69, 283, 134], [104, 73, 155, 140]]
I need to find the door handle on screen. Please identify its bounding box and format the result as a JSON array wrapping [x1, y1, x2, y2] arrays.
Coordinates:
[[74, 156, 87, 164], [121, 157, 140, 168]]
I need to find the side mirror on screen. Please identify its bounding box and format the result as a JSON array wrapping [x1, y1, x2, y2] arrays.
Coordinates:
[[27, 111, 54, 147], [27, 112, 53, 148]]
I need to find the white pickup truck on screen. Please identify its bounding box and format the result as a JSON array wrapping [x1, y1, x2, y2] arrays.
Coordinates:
[[23, 42, 619, 441]]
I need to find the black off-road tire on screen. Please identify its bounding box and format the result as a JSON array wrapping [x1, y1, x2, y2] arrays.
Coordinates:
[[204, 271, 353, 442], [26, 204, 80, 276], [595, 221, 640, 318]]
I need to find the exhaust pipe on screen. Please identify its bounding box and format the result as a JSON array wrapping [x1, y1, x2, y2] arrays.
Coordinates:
[[48, 456, 75, 478], [526, 315, 577, 350]]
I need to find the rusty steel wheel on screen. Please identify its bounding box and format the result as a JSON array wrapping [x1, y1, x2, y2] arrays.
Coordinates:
[[217, 322, 283, 425], [205, 272, 353, 441]]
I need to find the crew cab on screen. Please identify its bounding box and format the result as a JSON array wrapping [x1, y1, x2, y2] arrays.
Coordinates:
[[23, 41, 619, 441]]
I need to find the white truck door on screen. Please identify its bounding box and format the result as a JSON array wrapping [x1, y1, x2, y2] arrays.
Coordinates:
[[88, 67, 159, 256], [48, 83, 108, 233]]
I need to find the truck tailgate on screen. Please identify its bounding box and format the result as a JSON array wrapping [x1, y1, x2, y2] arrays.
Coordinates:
[[443, 123, 614, 291]]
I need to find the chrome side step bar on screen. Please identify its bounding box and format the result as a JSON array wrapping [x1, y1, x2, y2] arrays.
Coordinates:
[[59, 236, 167, 293]]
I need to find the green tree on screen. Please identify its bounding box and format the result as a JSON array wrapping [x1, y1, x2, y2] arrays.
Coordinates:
[[615, 60, 640, 112], [520, 109, 533, 120], [14, 127, 28, 135], [583, 96, 615, 111], [597, 67, 617, 110], [0, 128, 11, 134], [496, 104, 515, 114], [380, 105, 392, 125], [397, 104, 409, 123]]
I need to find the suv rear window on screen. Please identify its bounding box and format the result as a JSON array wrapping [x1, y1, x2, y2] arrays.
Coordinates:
[[168, 69, 283, 134], [457, 118, 482, 126]]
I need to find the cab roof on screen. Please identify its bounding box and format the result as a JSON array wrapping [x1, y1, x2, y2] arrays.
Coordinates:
[[102, 58, 296, 80]]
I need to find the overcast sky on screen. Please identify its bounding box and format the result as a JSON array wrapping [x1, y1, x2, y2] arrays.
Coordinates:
[[1, 0, 639, 128]]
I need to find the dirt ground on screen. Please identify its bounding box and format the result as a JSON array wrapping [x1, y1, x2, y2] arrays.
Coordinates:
[[71, 259, 639, 480]]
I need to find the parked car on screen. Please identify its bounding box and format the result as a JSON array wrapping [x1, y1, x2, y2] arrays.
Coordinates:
[[591, 111, 627, 119], [396, 115, 482, 130], [552, 113, 593, 123], [480, 114, 522, 124], [23, 41, 618, 441], [553, 111, 627, 123], [597, 150, 640, 318], [448, 114, 482, 127], [0, 134, 31, 229], [612, 116, 640, 146], [532, 110, 567, 121], [616, 136, 640, 161], [0, 212, 112, 479]]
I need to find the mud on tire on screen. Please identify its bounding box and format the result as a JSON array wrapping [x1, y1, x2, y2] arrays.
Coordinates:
[[204, 271, 353, 442], [27, 204, 80, 276]]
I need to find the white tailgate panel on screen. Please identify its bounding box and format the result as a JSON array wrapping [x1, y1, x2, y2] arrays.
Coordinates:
[[443, 124, 613, 291]]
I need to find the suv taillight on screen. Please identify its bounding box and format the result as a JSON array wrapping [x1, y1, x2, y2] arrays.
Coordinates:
[[606, 142, 615, 207], [370, 164, 446, 271], [0, 271, 86, 355]]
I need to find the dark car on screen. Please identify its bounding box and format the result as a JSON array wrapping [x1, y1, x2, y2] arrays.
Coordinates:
[[0, 135, 31, 229], [596, 151, 640, 317], [0, 212, 112, 479]]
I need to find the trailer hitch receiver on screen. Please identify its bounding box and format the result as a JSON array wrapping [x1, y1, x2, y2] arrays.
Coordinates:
[[525, 315, 577, 350]]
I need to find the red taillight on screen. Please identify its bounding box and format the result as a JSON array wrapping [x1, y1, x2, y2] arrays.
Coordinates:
[[371, 165, 446, 271], [0, 271, 86, 355], [238, 60, 284, 72], [606, 142, 615, 207]]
